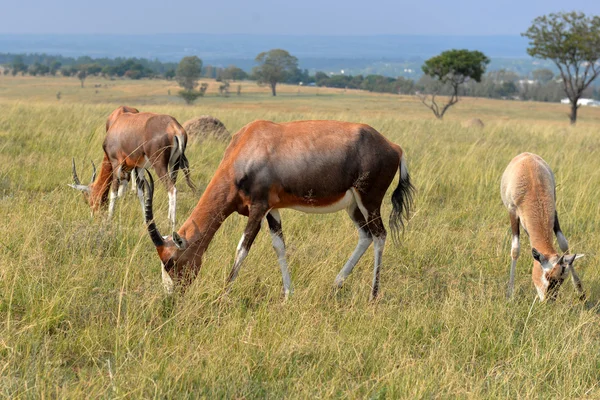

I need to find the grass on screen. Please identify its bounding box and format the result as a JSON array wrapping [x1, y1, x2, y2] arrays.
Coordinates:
[[1, 75, 600, 398]]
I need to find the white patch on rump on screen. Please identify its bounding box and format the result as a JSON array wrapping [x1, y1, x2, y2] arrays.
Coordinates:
[[288, 190, 354, 214]]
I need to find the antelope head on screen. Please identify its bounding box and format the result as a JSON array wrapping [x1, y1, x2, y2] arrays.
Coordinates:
[[142, 172, 195, 295], [532, 248, 584, 301], [69, 158, 97, 202]]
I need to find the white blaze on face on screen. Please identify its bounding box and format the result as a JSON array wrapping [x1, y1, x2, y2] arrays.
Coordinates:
[[161, 262, 174, 295]]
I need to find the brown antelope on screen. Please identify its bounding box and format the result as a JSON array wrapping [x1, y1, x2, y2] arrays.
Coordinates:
[[141, 120, 414, 300], [501, 152, 585, 301], [70, 106, 195, 229]]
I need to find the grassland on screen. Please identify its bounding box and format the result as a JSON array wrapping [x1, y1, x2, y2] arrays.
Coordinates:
[[1, 75, 600, 398]]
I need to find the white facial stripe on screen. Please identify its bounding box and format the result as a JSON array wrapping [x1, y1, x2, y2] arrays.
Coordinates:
[[161, 262, 174, 295], [512, 236, 519, 249], [288, 190, 354, 214]]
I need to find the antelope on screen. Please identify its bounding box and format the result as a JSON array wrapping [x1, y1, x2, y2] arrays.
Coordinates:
[[501, 152, 585, 301], [70, 106, 195, 229], [141, 120, 414, 300]]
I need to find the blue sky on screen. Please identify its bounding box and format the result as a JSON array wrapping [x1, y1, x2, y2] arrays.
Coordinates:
[[2, 0, 599, 35]]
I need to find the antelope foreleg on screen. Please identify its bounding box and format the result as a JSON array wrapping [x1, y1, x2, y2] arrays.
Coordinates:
[[266, 210, 292, 299], [508, 212, 520, 299], [225, 206, 267, 293]]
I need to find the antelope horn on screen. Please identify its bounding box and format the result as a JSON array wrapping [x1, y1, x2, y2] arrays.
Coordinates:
[[72, 158, 81, 185], [143, 171, 165, 247], [68, 158, 90, 192], [90, 160, 97, 183]]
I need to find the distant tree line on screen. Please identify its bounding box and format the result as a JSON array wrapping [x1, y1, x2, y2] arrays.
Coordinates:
[[312, 68, 599, 103]]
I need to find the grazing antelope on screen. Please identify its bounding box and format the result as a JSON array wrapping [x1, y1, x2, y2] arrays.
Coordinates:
[[142, 120, 414, 300], [501, 152, 585, 301], [70, 106, 195, 229]]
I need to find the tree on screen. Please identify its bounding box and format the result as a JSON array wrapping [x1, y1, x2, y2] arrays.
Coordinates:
[[221, 66, 248, 81], [419, 49, 490, 119], [253, 49, 298, 96], [532, 68, 554, 84], [522, 12, 600, 124], [178, 90, 203, 105], [77, 69, 87, 88], [164, 68, 176, 80], [11, 55, 27, 76], [49, 61, 62, 76], [176, 56, 202, 91]]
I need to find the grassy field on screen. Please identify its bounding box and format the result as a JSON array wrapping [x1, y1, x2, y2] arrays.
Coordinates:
[[1, 75, 600, 398]]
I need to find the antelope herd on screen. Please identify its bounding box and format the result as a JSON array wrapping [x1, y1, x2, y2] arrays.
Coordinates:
[[69, 105, 587, 303]]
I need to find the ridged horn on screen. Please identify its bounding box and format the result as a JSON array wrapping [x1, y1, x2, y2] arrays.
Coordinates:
[[90, 160, 97, 183], [143, 171, 165, 247], [72, 158, 81, 185]]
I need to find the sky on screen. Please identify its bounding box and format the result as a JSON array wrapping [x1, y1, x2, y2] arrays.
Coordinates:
[[2, 0, 599, 36]]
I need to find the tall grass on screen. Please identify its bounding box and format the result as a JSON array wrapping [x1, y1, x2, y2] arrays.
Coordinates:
[[1, 78, 600, 398]]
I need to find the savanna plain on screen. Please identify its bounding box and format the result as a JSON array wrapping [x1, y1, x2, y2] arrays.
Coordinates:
[[1, 75, 600, 398]]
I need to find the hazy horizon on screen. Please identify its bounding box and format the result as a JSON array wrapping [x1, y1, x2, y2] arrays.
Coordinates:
[[2, 0, 599, 36]]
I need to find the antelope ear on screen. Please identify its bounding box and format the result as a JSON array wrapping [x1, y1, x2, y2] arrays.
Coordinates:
[[532, 248, 546, 264], [172, 232, 185, 249], [563, 254, 584, 265], [68, 183, 90, 193]]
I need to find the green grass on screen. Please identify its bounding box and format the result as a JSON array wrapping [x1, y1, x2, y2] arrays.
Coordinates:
[[1, 76, 600, 398]]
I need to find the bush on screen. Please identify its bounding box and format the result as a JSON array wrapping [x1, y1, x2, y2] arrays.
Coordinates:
[[178, 90, 203, 105]]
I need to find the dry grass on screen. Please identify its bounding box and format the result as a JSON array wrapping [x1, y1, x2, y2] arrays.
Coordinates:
[[1, 76, 600, 398]]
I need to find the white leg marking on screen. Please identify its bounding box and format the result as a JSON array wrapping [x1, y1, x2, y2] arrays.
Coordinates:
[[226, 234, 248, 289], [268, 210, 292, 299], [161, 262, 174, 295], [117, 179, 128, 197], [130, 169, 138, 192], [108, 190, 117, 219], [556, 231, 569, 253], [271, 233, 292, 299], [168, 187, 177, 230], [371, 235, 386, 300], [334, 227, 372, 288], [508, 235, 519, 298]]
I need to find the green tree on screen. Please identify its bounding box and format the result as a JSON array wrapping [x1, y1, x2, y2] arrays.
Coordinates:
[[522, 11, 600, 124], [221, 66, 248, 81], [11, 55, 27, 76], [253, 49, 298, 96], [164, 68, 176, 80], [178, 90, 203, 105], [176, 56, 203, 91], [77, 69, 87, 88], [419, 49, 490, 119], [49, 61, 62, 76], [532, 68, 554, 84]]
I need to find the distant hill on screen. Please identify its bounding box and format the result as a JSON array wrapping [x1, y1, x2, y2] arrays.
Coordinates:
[[0, 34, 547, 77]]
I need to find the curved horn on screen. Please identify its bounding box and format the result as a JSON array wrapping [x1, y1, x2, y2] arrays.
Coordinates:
[[72, 158, 81, 185], [90, 160, 97, 183], [143, 171, 165, 247]]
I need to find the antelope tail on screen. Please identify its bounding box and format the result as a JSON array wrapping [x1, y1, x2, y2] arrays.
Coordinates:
[[389, 151, 415, 243], [171, 136, 197, 193]]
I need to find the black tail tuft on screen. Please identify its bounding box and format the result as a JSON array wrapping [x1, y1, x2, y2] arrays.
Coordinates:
[[389, 171, 415, 244], [179, 153, 196, 193]]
